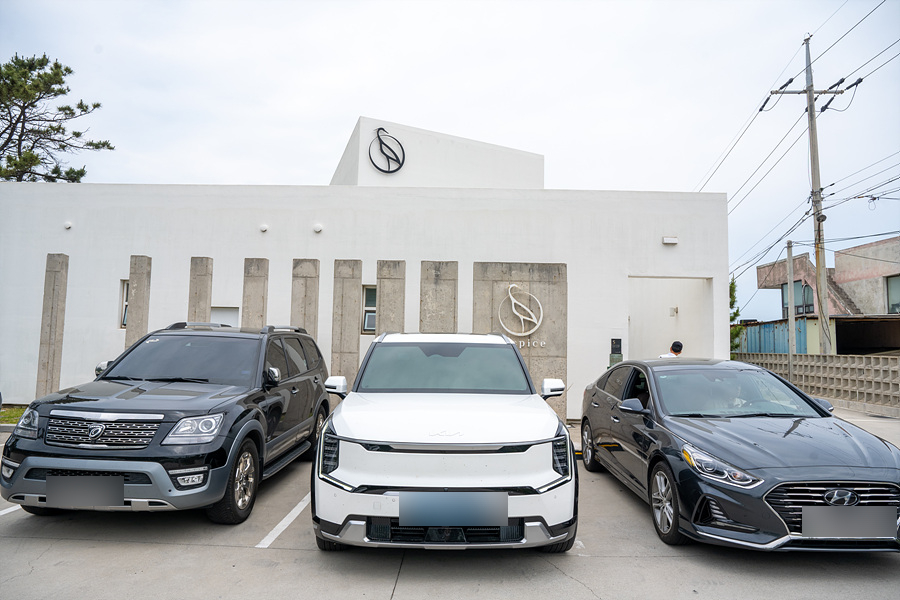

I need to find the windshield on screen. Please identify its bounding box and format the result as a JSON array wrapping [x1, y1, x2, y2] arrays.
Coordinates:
[[656, 368, 821, 418], [103, 335, 260, 387], [357, 342, 532, 394]]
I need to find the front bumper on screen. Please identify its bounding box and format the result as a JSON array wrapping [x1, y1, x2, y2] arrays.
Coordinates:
[[0, 454, 230, 511]]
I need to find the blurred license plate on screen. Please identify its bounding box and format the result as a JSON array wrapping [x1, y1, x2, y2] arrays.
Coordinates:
[[46, 475, 125, 508], [399, 492, 507, 526], [801, 506, 897, 538]]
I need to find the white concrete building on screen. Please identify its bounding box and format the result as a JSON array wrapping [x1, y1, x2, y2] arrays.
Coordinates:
[[0, 117, 729, 419]]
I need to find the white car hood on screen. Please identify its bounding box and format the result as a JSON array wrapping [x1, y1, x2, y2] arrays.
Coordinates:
[[330, 392, 562, 445]]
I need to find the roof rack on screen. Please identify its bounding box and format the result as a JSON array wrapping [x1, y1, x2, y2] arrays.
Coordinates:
[[165, 322, 233, 330], [259, 325, 309, 335]]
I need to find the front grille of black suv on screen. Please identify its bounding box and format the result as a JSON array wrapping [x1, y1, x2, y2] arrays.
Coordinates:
[[765, 482, 900, 534], [46, 418, 161, 449], [366, 517, 525, 544], [25, 468, 152, 485]]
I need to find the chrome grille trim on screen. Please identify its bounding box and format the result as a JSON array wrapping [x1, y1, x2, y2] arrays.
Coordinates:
[[46, 417, 161, 448], [50, 409, 165, 421], [765, 481, 900, 534]]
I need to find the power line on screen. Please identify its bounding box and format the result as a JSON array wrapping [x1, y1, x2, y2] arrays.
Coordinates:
[[844, 38, 900, 79], [824, 162, 900, 198], [823, 150, 900, 188]]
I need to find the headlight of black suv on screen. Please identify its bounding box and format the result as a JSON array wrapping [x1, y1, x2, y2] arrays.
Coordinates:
[[13, 407, 40, 439]]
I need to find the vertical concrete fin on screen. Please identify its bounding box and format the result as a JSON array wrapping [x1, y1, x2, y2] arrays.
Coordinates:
[[331, 259, 362, 393], [291, 259, 320, 338], [376, 260, 406, 334], [187, 257, 214, 323], [125, 255, 152, 349], [35, 253, 69, 399], [419, 261, 458, 333], [241, 258, 269, 329]]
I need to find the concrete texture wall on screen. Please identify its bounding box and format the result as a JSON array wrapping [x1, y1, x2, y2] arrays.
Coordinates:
[[124, 255, 152, 349], [420, 261, 458, 333], [376, 260, 405, 334], [833, 237, 900, 314], [187, 257, 213, 323], [291, 259, 320, 338], [35, 253, 68, 399], [0, 183, 728, 419], [472, 262, 567, 419], [241, 258, 269, 329], [332, 260, 362, 389]]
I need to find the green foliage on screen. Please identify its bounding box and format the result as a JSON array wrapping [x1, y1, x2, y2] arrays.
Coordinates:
[[0, 54, 113, 182], [729, 277, 744, 352]]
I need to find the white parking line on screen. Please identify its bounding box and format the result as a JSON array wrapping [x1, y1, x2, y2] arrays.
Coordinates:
[[255, 493, 311, 549], [1, 505, 22, 517]]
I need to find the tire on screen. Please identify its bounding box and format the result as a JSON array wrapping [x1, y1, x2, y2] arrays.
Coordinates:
[[580, 421, 602, 472], [206, 439, 259, 524], [649, 461, 690, 545], [302, 405, 328, 460], [538, 535, 576, 553], [21, 505, 65, 516], [315, 534, 346, 551]]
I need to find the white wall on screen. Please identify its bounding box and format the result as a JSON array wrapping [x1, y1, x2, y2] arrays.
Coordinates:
[[0, 183, 728, 419]]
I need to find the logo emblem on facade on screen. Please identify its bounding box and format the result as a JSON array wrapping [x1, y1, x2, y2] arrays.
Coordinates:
[[88, 424, 106, 440], [823, 489, 859, 506], [498, 284, 543, 337], [368, 127, 405, 174]]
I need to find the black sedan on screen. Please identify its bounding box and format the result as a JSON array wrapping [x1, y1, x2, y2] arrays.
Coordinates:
[[580, 359, 900, 551]]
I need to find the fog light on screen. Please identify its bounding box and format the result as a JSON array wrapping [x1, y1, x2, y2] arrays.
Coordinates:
[[176, 474, 205, 486], [1, 463, 16, 480]]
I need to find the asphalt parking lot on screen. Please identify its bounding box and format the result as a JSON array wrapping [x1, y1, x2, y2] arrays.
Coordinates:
[[1, 408, 899, 600]]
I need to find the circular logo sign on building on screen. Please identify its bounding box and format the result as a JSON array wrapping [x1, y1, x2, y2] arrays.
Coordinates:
[[498, 284, 543, 337], [368, 127, 405, 174]]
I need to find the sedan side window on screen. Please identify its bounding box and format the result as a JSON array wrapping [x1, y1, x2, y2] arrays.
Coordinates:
[[265, 339, 289, 378], [603, 366, 632, 400], [283, 337, 309, 376], [624, 369, 651, 408]]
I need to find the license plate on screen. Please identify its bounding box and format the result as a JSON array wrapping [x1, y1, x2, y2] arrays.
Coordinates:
[[399, 492, 508, 526], [45, 475, 125, 508], [801, 506, 898, 539]]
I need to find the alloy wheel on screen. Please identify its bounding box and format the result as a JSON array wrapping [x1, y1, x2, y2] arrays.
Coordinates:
[[234, 450, 256, 510], [651, 470, 675, 534]]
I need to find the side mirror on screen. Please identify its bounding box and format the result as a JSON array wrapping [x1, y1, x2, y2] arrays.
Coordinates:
[[95, 361, 111, 377], [541, 378, 565, 399], [265, 366, 282, 386], [619, 397, 649, 414], [325, 376, 348, 399], [813, 397, 835, 413]]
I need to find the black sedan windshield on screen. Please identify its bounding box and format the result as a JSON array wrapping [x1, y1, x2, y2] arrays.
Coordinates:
[[103, 335, 259, 387], [656, 368, 821, 418]]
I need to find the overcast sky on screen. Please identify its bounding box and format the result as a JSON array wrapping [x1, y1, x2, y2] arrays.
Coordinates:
[[3, 0, 899, 321]]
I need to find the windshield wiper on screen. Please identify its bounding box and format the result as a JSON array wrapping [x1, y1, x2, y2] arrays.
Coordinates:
[[730, 412, 796, 418], [101, 375, 144, 381], [146, 377, 210, 384], [671, 413, 719, 418]]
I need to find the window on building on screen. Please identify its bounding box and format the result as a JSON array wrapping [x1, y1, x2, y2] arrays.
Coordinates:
[[362, 286, 377, 333], [120, 280, 129, 328], [888, 275, 900, 314], [781, 281, 815, 318]]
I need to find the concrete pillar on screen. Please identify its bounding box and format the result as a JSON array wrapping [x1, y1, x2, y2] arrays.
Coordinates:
[[241, 258, 269, 329], [332, 260, 362, 390], [35, 253, 69, 399], [473, 262, 568, 419], [125, 255, 152, 349], [187, 257, 213, 323], [420, 261, 458, 333], [376, 260, 405, 334], [291, 259, 320, 338]]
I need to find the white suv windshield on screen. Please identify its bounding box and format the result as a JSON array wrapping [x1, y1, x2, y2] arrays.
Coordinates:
[[357, 342, 531, 394]]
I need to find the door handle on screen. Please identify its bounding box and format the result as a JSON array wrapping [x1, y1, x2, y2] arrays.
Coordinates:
[[591, 402, 600, 407], [610, 416, 620, 423], [290, 387, 299, 395]]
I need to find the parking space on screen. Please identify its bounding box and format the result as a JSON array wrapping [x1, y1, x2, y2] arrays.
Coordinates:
[[2, 414, 900, 600]]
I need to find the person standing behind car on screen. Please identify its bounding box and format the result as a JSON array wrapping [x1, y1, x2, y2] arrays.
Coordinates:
[[659, 341, 683, 358]]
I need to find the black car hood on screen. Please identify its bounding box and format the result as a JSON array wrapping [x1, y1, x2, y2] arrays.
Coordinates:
[[664, 415, 900, 471], [35, 379, 249, 418]]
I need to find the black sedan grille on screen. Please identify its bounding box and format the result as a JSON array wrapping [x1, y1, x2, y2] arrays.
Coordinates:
[[46, 418, 161, 449], [25, 468, 152, 485], [765, 482, 900, 534], [366, 517, 524, 544]]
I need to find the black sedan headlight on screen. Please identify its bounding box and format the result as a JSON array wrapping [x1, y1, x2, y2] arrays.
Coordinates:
[[682, 443, 763, 489]]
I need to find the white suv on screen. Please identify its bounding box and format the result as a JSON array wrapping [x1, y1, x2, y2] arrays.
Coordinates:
[[311, 333, 577, 552]]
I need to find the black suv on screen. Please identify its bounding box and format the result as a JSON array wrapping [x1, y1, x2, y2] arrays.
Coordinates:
[[1, 323, 330, 524]]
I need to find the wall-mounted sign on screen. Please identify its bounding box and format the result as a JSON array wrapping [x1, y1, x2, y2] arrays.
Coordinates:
[[368, 127, 405, 174], [498, 284, 543, 337]]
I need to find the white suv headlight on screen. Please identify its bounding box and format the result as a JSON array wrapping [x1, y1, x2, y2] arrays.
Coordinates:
[[162, 414, 224, 445]]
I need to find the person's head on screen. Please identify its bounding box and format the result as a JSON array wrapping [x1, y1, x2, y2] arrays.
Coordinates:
[[671, 341, 683, 355]]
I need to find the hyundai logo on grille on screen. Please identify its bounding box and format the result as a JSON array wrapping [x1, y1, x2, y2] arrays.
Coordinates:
[[87, 424, 106, 440], [824, 489, 859, 506]]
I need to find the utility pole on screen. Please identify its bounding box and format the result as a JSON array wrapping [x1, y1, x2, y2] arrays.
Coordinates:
[[771, 37, 841, 355], [786, 241, 796, 382]]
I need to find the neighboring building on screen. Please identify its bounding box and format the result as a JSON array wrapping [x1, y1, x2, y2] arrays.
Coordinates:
[[0, 117, 731, 420], [739, 236, 900, 355]]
